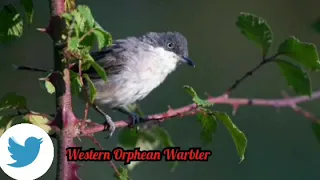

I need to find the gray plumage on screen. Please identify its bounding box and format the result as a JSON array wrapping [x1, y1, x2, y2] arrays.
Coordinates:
[[83, 31, 194, 108]]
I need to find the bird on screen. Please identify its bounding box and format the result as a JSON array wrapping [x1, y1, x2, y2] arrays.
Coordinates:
[[7, 136, 43, 168], [73, 31, 195, 137]]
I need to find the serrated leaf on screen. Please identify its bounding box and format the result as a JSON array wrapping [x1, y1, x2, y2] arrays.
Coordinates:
[[153, 126, 178, 171], [93, 28, 112, 49], [68, 37, 79, 51], [127, 132, 160, 171], [276, 59, 311, 96], [79, 32, 95, 48], [70, 70, 82, 95], [153, 126, 174, 147], [93, 28, 108, 50], [114, 166, 129, 180], [83, 73, 96, 103], [81, 53, 95, 70], [45, 80, 55, 94], [311, 121, 320, 145], [0, 4, 23, 44], [278, 36, 320, 70], [87, 60, 107, 81], [197, 110, 217, 145], [0, 115, 15, 136], [183, 85, 212, 107], [0, 92, 27, 111], [23, 113, 52, 134], [62, 13, 73, 21], [236, 12, 273, 56], [77, 5, 94, 28], [20, 0, 34, 23], [214, 112, 247, 162], [118, 128, 139, 148]]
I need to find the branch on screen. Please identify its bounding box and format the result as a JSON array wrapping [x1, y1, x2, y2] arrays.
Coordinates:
[[225, 53, 281, 94], [81, 90, 320, 135], [47, 0, 79, 180]]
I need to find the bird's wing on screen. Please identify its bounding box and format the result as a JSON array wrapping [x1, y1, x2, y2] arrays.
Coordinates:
[[82, 38, 136, 78], [8, 137, 25, 161]]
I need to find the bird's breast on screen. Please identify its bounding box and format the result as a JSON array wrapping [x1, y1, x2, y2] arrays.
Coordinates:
[[93, 46, 179, 107]]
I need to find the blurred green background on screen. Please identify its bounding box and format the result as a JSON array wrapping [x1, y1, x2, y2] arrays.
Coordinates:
[[1, 0, 320, 179]]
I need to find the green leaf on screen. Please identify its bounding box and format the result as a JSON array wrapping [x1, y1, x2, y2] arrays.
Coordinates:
[[114, 166, 129, 180], [23, 113, 52, 134], [153, 126, 178, 171], [77, 5, 94, 28], [278, 36, 320, 70], [20, 0, 34, 23], [87, 60, 107, 81], [83, 73, 96, 103], [197, 110, 217, 145], [0, 92, 27, 111], [214, 112, 247, 162], [45, 80, 55, 94], [183, 85, 212, 107], [93, 28, 111, 50], [276, 59, 311, 96], [0, 115, 15, 136], [0, 4, 23, 44], [311, 121, 320, 145], [68, 37, 79, 51], [81, 52, 95, 70], [118, 128, 139, 148], [236, 12, 273, 56], [153, 126, 174, 147], [70, 70, 82, 95]]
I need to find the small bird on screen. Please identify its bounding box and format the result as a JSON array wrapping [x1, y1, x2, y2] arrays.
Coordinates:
[[75, 32, 195, 136], [7, 136, 43, 168]]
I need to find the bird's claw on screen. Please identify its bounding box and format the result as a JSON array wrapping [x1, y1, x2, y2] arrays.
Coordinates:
[[102, 115, 116, 138], [128, 113, 144, 127]]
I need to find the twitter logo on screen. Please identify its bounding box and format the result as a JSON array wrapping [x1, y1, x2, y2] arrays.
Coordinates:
[[0, 123, 54, 180], [7, 136, 43, 168]]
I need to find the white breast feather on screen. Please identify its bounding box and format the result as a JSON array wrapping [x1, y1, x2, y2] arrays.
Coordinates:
[[94, 46, 179, 107]]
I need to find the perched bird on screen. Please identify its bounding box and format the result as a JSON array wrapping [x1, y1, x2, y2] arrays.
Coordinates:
[[7, 136, 43, 168], [74, 32, 195, 136]]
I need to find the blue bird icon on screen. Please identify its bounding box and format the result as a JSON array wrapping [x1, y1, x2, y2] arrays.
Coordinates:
[[7, 136, 43, 168]]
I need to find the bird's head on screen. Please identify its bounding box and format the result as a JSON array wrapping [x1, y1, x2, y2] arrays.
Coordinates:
[[140, 32, 195, 67], [25, 137, 43, 146]]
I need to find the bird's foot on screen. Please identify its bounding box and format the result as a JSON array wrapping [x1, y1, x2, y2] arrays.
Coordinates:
[[103, 114, 116, 138], [128, 112, 145, 127]]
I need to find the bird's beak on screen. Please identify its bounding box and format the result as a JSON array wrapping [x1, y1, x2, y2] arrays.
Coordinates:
[[181, 56, 195, 67]]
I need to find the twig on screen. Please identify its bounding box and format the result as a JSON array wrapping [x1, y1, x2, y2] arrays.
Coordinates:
[[225, 53, 281, 95], [86, 135, 120, 176], [13, 65, 50, 73], [81, 90, 320, 135]]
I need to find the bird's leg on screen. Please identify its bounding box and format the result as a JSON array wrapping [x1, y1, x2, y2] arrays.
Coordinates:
[[114, 107, 145, 126], [92, 104, 116, 137]]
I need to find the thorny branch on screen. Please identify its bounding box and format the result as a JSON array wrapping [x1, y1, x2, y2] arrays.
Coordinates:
[[81, 91, 320, 135]]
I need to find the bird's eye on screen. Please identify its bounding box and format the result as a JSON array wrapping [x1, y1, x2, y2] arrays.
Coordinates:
[[167, 42, 173, 49]]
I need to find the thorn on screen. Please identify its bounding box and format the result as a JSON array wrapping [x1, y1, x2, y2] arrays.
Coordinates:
[[204, 92, 213, 98], [77, 136, 82, 142], [232, 104, 239, 115], [281, 90, 290, 98], [36, 28, 47, 33]]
